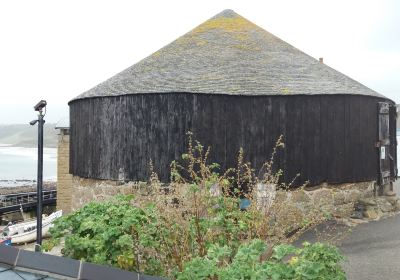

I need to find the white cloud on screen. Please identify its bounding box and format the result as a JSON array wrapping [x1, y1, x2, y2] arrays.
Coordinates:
[[0, 0, 399, 124]]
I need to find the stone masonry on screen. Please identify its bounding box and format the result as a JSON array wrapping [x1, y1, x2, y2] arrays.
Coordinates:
[[70, 176, 385, 223], [56, 130, 73, 214], [272, 182, 376, 222], [71, 177, 142, 211]]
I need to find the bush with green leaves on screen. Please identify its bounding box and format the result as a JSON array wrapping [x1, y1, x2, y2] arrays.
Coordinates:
[[46, 195, 345, 279], [45, 196, 159, 269], [45, 134, 345, 279], [178, 240, 345, 280]]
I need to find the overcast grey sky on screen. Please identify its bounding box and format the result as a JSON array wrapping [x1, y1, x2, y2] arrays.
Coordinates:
[[0, 0, 399, 124]]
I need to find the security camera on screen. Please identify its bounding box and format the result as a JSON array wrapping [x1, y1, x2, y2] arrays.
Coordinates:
[[34, 100, 47, 112], [29, 120, 38, 126]]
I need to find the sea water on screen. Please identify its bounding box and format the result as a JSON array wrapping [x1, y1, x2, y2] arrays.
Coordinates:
[[0, 144, 56, 187]]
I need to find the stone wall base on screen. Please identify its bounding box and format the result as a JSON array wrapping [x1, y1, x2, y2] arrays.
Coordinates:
[[70, 177, 379, 221], [264, 182, 377, 230], [70, 177, 144, 211]]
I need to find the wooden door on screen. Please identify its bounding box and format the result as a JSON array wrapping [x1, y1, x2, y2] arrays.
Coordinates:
[[389, 104, 398, 180], [378, 102, 391, 186]]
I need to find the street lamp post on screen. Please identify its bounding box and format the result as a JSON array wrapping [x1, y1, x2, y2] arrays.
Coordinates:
[[30, 100, 47, 252]]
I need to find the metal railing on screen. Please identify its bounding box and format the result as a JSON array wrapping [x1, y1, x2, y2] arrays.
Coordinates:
[[0, 190, 57, 214]]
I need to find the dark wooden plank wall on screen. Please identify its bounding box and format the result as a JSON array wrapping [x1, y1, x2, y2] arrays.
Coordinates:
[[69, 94, 395, 186]]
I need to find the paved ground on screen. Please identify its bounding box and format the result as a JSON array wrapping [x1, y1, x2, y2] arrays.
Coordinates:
[[339, 181, 400, 280], [340, 214, 400, 279], [297, 181, 400, 280]]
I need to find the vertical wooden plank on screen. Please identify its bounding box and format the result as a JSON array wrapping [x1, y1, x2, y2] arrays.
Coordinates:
[[319, 96, 330, 183], [239, 97, 253, 167], [207, 94, 226, 172], [251, 96, 265, 177], [343, 95, 352, 182], [287, 96, 303, 185], [131, 94, 140, 180], [354, 96, 362, 181], [330, 96, 346, 183], [156, 93, 169, 180], [269, 96, 282, 175], [167, 93, 186, 180], [358, 96, 373, 182], [263, 96, 273, 174], [311, 96, 322, 185], [299, 96, 320, 186], [300, 95, 310, 185], [367, 98, 379, 182], [224, 96, 241, 172], [372, 98, 380, 181], [278, 97, 287, 184]]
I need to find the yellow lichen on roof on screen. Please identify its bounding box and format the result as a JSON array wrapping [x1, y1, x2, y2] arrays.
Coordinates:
[[233, 44, 261, 51], [151, 50, 161, 57], [190, 15, 258, 35], [280, 88, 291, 95]]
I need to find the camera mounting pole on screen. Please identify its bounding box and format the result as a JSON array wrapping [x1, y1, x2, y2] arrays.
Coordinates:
[[30, 100, 47, 252]]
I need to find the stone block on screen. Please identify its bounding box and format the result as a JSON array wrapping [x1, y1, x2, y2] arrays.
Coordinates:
[[291, 190, 310, 204], [274, 204, 305, 232], [386, 196, 398, 206], [345, 190, 362, 204], [121, 186, 134, 195], [384, 190, 396, 197], [377, 200, 394, 213], [106, 187, 119, 196], [350, 210, 364, 219], [363, 209, 379, 220], [93, 186, 104, 195], [274, 191, 288, 205], [362, 188, 375, 198], [333, 203, 354, 218], [333, 192, 346, 206], [313, 189, 333, 207], [358, 198, 377, 207]]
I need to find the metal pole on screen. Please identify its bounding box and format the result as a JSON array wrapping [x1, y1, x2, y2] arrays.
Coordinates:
[[35, 111, 44, 252]]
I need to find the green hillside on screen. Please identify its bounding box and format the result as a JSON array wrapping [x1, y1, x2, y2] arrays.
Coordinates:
[[0, 124, 58, 148]]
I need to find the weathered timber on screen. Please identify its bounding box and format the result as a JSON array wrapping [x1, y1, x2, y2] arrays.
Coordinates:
[[69, 93, 396, 187]]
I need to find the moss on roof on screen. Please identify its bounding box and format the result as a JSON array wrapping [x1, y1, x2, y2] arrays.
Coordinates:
[[72, 9, 385, 101]]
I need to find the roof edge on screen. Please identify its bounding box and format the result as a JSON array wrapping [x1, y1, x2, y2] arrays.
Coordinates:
[[68, 91, 395, 105]]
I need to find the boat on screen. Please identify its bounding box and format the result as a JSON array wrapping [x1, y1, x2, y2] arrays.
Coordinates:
[[0, 237, 11, 245], [0, 210, 62, 244]]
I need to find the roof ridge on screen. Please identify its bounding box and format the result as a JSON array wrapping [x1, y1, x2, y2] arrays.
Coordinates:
[[211, 9, 238, 19]]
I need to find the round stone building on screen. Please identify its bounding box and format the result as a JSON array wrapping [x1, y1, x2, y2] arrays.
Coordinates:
[[69, 10, 397, 191]]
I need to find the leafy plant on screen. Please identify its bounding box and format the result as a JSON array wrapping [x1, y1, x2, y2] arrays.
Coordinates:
[[178, 240, 345, 280], [45, 196, 160, 270], [45, 133, 344, 279]]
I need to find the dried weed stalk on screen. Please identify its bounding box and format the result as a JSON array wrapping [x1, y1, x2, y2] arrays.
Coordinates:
[[127, 132, 327, 276]]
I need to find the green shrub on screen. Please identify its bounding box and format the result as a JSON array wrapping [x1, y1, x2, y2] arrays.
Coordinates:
[[178, 241, 345, 280], [45, 134, 345, 279]]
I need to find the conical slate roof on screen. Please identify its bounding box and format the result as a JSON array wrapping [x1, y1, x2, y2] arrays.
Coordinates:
[[73, 9, 385, 101]]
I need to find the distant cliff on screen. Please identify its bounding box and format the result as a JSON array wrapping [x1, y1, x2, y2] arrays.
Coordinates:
[[0, 124, 58, 148]]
